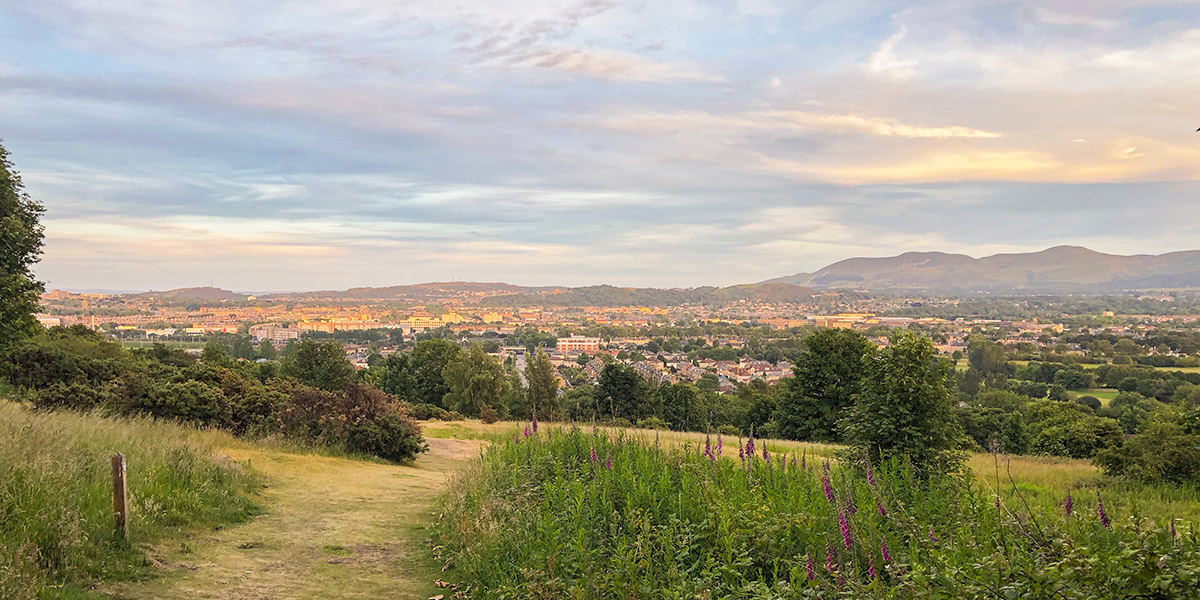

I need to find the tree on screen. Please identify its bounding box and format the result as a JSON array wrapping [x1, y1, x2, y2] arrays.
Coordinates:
[[775, 329, 872, 441], [842, 331, 964, 476], [441, 344, 506, 417], [258, 339, 278, 360], [967, 335, 1008, 375], [0, 140, 45, 348], [524, 349, 560, 419], [201, 339, 235, 368], [656, 382, 702, 431], [596, 363, 646, 422], [408, 339, 462, 407], [281, 339, 356, 391], [230, 335, 256, 360]]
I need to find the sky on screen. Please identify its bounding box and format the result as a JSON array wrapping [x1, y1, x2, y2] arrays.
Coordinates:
[[1, 0, 1198, 292]]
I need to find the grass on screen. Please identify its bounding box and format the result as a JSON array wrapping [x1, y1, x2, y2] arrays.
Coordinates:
[[0, 401, 260, 600], [434, 426, 1200, 598], [99, 429, 486, 600]]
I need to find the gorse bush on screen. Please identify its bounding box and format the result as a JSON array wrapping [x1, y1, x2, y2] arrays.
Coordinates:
[[1, 326, 428, 462], [0, 401, 259, 600], [435, 426, 1200, 599]]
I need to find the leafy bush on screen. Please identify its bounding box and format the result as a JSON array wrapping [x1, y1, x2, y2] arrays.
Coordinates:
[[1095, 413, 1200, 483], [405, 402, 465, 421], [278, 382, 427, 462]]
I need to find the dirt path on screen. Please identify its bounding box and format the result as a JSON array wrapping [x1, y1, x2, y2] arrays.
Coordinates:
[[104, 437, 481, 600]]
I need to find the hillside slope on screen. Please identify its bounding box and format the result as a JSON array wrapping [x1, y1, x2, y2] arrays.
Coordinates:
[[765, 246, 1200, 292]]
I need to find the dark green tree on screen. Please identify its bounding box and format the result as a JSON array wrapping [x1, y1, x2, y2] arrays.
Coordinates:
[[775, 328, 872, 441], [842, 330, 965, 475], [524, 349, 560, 419], [281, 339, 356, 391], [442, 343, 506, 417], [596, 363, 646, 422], [657, 382, 702, 431], [0, 140, 45, 348], [258, 339, 278, 360], [408, 339, 462, 407]]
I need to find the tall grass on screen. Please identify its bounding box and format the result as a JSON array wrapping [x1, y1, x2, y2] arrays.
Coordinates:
[[0, 401, 260, 600], [435, 426, 1200, 598]]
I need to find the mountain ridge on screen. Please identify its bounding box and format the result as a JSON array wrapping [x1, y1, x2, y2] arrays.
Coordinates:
[[762, 246, 1200, 291]]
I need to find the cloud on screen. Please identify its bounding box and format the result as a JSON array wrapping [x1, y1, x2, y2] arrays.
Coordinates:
[[862, 24, 918, 80]]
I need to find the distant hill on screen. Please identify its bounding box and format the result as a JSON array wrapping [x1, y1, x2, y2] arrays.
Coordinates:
[[481, 283, 816, 307], [266, 282, 558, 301], [138, 286, 247, 301], [763, 246, 1200, 292]]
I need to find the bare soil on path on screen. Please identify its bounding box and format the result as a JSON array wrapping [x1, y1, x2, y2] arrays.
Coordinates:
[[103, 437, 482, 600]]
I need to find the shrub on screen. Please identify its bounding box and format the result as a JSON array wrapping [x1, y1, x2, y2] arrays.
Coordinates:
[[1095, 414, 1200, 483], [278, 382, 427, 462], [479, 404, 499, 424]]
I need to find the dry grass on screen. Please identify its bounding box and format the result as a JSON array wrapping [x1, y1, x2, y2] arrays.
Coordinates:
[[103, 436, 484, 600]]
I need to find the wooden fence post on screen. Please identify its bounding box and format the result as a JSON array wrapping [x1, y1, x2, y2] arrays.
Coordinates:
[[112, 452, 128, 540]]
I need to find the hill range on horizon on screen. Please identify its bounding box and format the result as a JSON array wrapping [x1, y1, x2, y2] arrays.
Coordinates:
[[112, 246, 1200, 303], [762, 246, 1200, 293]]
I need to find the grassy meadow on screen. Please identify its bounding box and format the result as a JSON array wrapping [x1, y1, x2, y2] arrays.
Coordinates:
[[0, 401, 261, 600], [434, 423, 1200, 598]]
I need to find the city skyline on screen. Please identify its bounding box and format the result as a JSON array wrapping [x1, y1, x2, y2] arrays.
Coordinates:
[[2, 1, 1199, 290]]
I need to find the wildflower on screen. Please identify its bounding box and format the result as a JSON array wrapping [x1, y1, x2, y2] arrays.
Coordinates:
[[791, 455, 797, 469], [805, 553, 815, 580], [867, 555, 876, 580], [531, 414, 538, 433], [605, 456, 613, 471], [739, 445, 745, 462], [704, 434, 712, 458], [572, 423, 579, 434], [876, 498, 886, 517], [524, 426, 531, 439], [762, 446, 769, 461], [1064, 491, 1073, 516], [745, 435, 755, 460], [1170, 518, 1177, 540], [843, 492, 857, 515], [880, 538, 891, 563], [825, 542, 836, 573], [801, 449, 807, 470], [822, 471, 835, 503], [927, 527, 937, 542], [838, 508, 853, 550], [866, 462, 876, 487], [1097, 493, 1111, 528], [716, 434, 723, 456], [590, 446, 599, 463], [514, 433, 520, 443]]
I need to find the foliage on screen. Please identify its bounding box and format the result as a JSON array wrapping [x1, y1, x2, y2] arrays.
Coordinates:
[[442, 343, 507, 418], [0, 141, 45, 349], [842, 331, 965, 476], [1024, 400, 1124, 459], [276, 382, 427, 462], [407, 338, 462, 407], [435, 427, 1200, 599], [0, 401, 259, 600], [3, 327, 426, 462], [280, 338, 356, 391], [1094, 413, 1200, 483], [524, 349, 560, 419], [776, 328, 873, 442], [596, 362, 648, 422]]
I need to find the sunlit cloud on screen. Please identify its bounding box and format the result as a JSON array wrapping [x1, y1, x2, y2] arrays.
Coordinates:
[[1, 0, 1198, 290]]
